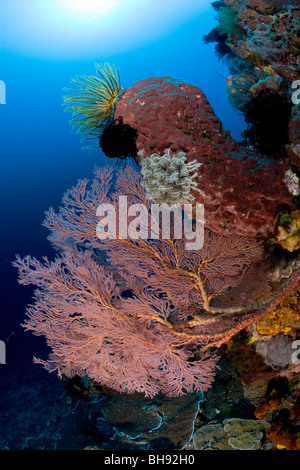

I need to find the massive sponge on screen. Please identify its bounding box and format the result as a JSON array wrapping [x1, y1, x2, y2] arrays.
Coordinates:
[[113, 76, 295, 239]]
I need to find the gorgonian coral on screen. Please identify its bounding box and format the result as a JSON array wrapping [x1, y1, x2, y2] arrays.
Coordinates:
[[14, 166, 297, 398], [63, 62, 122, 141], [14, 249, 218, 397]]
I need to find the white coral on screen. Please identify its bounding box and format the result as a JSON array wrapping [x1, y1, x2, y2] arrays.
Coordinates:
[[140, 149, 201, 206]]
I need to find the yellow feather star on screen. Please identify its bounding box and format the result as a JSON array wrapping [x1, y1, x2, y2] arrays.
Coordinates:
[[63, 63, 122, 141]]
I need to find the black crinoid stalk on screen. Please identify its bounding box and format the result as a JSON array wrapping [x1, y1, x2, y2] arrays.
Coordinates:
[[99, 116, 138, 161]]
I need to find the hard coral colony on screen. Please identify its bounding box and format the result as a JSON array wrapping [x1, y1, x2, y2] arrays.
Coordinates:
[[14, 1, 300, 405]]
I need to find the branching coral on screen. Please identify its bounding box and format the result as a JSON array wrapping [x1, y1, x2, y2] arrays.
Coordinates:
[[14, 249, 219, 398], [13, 166, 300, 397], [140, 149, 202, 206], [63, 63, 122, 141]]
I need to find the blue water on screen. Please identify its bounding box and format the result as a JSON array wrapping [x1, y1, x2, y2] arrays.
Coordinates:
[[0, 1, 246, 450]]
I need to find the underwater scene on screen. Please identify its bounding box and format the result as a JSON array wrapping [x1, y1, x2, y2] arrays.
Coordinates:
[[1, 0, 300, 455]]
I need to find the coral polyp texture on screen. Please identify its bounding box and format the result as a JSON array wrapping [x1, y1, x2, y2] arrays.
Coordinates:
[[63, 62, 122, 141], [255, 290, 300, 337], [13, 167, 300, 398]]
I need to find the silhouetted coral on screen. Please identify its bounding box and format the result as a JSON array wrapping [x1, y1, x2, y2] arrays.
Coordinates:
[[99, 116, 138, 161], [203, 27, 235, 61], [243, 88, 292, 154]]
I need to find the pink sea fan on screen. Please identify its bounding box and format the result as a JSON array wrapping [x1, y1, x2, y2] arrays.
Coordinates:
[[14, 250, 217, 397], [13, 166, 300, 397]]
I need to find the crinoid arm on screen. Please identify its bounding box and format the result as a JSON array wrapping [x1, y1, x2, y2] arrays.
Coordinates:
[[63, 62, 122, 141]]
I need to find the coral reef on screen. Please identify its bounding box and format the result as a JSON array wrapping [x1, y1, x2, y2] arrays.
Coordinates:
[[193, 418, 270, 450], [255, 290, 300, 337], [61, 43, 298, 248], [113, 76, 295, 239], [100, 391, 202, 449], [12, 1, 300, 448], [193, 423, 232, 450], [285, 168, 300, 197], [276, 210, 300, 252], [226, 72, 259, 112], [190, 328, 300, 451], [13, 166, 300, 399], [205, 1, 300, 167], [255, 334, 297, 370], [286, 143, 300, 169], [223, 417, 269, 450], [223, 2, 300, 70], [246, 23, 290, 65]]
